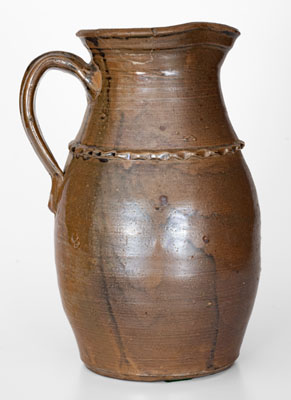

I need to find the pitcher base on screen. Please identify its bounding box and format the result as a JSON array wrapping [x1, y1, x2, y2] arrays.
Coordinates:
[[83, 360, 236, 382]]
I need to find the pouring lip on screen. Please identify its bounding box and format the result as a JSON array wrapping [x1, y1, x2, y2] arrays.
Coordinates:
[[76, 22, 240, 39]]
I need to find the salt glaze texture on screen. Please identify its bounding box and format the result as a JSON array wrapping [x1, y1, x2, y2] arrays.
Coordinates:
[[20, 22, 260, 381]]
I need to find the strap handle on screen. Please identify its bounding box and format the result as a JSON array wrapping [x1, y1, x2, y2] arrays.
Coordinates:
[[19, 51, 101, 212]]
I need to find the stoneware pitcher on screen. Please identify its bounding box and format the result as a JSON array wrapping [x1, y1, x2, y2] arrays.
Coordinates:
[[20, 22, 260, 381]]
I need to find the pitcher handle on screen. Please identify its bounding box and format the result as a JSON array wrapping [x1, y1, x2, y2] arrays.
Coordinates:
[[19, 51, 101, 212]]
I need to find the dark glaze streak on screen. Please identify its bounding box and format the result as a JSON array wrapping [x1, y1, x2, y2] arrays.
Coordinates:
[[98, 166, 130, 368], [180, 207, 220, 369], [98, 50, 111, 122], [183, 230, 220, 370], [205, 252, 220, 370], [86, 37, 111, 134], [98, 260, 130, 367], [221, 30, 236, 37], [97, 34, 152, 40]]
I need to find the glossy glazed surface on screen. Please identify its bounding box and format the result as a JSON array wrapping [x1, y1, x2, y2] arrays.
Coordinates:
[[20, 22, 260, 381]]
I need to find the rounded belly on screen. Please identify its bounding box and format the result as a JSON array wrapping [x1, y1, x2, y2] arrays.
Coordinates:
[[55, 152, 260, 380]]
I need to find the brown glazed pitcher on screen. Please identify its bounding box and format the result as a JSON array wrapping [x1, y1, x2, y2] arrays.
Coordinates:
[[20, 22, 260, 381]]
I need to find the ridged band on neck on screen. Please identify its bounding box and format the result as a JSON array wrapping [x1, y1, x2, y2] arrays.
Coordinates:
[[69, 140, 244, 162]]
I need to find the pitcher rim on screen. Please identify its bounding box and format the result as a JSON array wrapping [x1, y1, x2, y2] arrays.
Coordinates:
[[76, 22, 240, 39]]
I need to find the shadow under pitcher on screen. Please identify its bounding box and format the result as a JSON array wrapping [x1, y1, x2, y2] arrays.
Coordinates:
[[19, 22, 260, 381]]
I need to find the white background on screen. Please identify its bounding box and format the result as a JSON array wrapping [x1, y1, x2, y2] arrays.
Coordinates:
[[1, 0, 290, 399]]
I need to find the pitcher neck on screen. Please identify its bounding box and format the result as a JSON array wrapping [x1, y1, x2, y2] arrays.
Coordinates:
[[76, 23, 240, 150]]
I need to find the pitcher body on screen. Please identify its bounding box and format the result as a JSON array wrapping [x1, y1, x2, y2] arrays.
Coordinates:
[[20, 22, 260, 381]]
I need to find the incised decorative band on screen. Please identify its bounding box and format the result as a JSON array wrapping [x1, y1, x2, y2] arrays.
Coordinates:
[[69, 140, 245, 161]]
